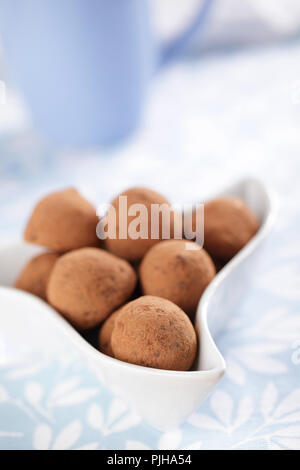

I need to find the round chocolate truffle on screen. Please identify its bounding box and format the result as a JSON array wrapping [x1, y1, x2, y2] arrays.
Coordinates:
[[139, 240, 215, 317], [98, 308, 121, 357], [103, 187, 176, 262], [47, 247, 137, 330], [203, 197, 259, 261], [111, 296, 197, 371], [15, 252, 59, 301], [24, 188, 99, 252]]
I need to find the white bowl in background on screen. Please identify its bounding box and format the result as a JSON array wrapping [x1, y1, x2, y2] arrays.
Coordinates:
[[0, 178, 276, 430]]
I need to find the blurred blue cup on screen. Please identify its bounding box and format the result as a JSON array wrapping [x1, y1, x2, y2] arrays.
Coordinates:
[[0, 0, 213, 148]]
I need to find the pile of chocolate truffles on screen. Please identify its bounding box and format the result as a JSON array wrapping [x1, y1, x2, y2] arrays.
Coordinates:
[[15, 187, 259, 371]]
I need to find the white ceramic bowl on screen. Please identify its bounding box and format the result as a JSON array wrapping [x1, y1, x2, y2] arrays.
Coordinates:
[[0, 178, 276, 430]]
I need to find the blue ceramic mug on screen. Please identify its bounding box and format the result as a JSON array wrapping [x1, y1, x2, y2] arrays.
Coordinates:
[[0, 0, 213, 148]]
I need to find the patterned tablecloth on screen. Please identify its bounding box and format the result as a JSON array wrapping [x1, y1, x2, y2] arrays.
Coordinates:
[[0, 40, 300, 450]]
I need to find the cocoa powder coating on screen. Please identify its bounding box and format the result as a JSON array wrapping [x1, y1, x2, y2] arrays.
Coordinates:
[[203, 197, 259, 261], [24, 188, 99, 252], [47, 247, 137, 330], [15, 252, 59, 301], [111, 296, 197, 371], [139, 240, 216, 317], [104, 187, 176, 262], [98, 308, 122, 357]]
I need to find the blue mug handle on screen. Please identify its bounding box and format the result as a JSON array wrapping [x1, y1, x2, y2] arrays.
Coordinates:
[[159, 0, 215, 65]]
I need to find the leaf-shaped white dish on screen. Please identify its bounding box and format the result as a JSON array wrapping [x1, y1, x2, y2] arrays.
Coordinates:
[[0, 178, 276, 430]]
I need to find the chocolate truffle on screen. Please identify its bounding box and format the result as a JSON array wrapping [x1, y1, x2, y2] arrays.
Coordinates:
[[104, 187, 176, 262], [139, 240, 215, 317], [15, 252, 59, 301], [203, 197, 259, 261], [111, 296, 197, 371], [47, 247, 137, 330], [24, 188, 99, 252], [98, 308, 121, 357]]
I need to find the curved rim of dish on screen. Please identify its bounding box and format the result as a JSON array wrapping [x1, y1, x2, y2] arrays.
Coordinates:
[[0, 177, 277, 379], [194, 177, 277, 373]]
